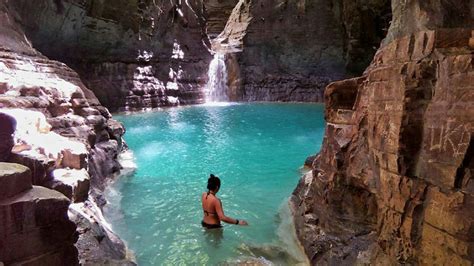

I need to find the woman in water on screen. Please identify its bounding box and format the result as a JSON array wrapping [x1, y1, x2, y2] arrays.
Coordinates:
[[201, 174, 248, 229]]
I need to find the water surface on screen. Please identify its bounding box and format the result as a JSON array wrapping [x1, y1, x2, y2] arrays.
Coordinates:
[[105, 103, 325, 265]]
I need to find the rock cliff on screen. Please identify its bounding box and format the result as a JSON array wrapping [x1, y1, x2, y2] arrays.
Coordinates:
[[213, 0, 391, 102], [0, 0, 132, 264], [291, 0, 474, 264], [5, 0, 392, 110], [8, 0, 212, 111]]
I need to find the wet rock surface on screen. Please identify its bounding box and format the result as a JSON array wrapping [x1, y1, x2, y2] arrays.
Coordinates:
[[291, 3, 474, 263], [69, 199, 136, 265]]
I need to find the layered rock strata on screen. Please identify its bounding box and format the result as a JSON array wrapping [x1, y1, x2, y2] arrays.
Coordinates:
[[213, 0, 391, 102], [0, 1, 132, 264], [0, 163, 78, 265], [204, 0, 239, 38], [4, 0, 392, 110], [8, 0, 212, 111], [292, 15, 474, 266]]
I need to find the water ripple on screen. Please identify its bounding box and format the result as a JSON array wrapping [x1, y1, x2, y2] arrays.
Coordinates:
[[106, 103, 325, 265]]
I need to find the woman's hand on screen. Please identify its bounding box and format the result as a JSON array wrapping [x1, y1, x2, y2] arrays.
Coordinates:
[[238, 220, 248, 226]]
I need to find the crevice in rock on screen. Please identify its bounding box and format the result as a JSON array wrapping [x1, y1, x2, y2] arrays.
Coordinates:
[[409, 185, 428, 247], [454, 137, 474, 189], [399, 59, 437, 177], [340, 0, 392, 75]]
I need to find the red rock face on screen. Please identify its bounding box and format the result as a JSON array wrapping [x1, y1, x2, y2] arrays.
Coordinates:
[[292, 28, 474, 265]]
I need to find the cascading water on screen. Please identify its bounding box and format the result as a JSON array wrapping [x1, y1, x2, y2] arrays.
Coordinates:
[[205, 53, 229, 102]]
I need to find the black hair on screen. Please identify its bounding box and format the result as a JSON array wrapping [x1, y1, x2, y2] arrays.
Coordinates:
[[207, 174, 221, 191]]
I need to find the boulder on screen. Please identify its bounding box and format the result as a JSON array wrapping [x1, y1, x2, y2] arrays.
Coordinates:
[[9, 152, 55, 186], [48, 168, 91, 203], [0, 186, 78, 265], [61, 148, 88, 170], [0, 163, 32, 201]]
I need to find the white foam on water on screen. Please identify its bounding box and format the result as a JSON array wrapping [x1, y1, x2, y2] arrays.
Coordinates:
[[276, 200, 309, 265], [127, 125, 158, 135], [199, 101, 239, 107], [118, 149, 138, 176], [226, 200, 309, 265], [137, 141, 165, 160], [103, 149, 138, 224]]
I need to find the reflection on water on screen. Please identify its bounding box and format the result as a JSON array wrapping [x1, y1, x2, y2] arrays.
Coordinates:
[[105, 103, 325, 265]]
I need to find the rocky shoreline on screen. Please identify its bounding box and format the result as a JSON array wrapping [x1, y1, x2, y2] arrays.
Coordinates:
[[291, 9, 474, 265], [0, 1, 134, 263]]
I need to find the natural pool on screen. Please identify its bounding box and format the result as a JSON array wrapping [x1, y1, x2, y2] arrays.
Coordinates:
[[105, 103, 326, 265]]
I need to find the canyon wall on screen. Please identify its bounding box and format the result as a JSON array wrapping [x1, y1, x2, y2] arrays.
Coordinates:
[[0, 1, 132, 264], [214, 0, 391, 102], [6, 0, 392, 111], [292, 0, 474, 264], [9, 0, 212, 111]]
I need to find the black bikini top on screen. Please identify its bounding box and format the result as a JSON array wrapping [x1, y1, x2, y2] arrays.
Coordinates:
[[203, 191, 218, 216]]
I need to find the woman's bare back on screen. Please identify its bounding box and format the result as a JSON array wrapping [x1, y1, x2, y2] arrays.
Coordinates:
[[202, 192, 220, 225]]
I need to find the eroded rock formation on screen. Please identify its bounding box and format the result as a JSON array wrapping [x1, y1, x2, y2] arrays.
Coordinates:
[[0, 1, 131, 264], [213, 0, 391, 102], [292, 1, 474, 264], [4, 0, 392, 110], [204, 0, 238, 38], [8, 0, 212, 111], [0, 163, 78, 265]]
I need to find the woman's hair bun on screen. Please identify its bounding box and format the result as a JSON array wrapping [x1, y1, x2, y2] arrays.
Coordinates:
[[207, 174, 221, 191]]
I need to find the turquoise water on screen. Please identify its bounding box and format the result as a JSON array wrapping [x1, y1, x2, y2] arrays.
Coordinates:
[[105, 103, 325, 265]]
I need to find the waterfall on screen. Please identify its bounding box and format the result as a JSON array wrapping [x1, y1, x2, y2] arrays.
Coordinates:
[[205, 53, 229, 102]]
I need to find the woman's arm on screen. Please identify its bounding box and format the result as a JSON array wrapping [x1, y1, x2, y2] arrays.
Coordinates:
[[215, 199, 248, 225]]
